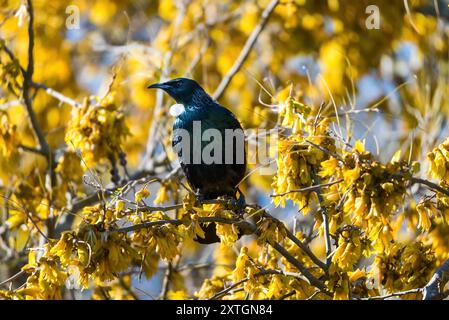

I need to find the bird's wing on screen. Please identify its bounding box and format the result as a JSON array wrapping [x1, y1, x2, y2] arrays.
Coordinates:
[[172, 104, 246, 164], [203, 104, 244, 131]]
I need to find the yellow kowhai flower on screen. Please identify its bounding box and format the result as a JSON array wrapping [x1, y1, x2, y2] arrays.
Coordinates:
[[154, 185, 169, 204], [167, 290, 189, 300], [368, 220, 393, 253], [181, 213, 205, 241], [216, 222, 239, 247], [331, 227, 363, 272], [266, 274, 286, 299], [37, 257, 68, 297], [54, 151, 84, 184], [416, 201, 434, 231], [0, 111, 18, 157], [319, 157, 338, 178], [256, 218, 287, 245], [135, 212, 181, 261], [195, 276, 226, 299], [427, 138, 449, 183], [343, 165, 360, 186], [65, 94, 130, 168], [375, 242, 435, 293], [348, 268, 366, 283], [232, 247, 250, 283], [135, 187, 150, 203], [115, 200, 125, 217]]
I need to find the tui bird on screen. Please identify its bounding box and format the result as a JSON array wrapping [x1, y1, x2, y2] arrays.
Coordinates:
[[148, 78, 246, 244]]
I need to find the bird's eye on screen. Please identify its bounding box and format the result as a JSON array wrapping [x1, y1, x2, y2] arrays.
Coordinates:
[[174, 81, 181, 88]]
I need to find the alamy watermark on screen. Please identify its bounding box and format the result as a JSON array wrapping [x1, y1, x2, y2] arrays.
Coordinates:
[[366, 5, 380, 30], [173, 121, 278, 175]]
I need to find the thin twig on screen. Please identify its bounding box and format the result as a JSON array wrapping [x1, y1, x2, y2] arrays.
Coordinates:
[[270, 179, 343, 197], [311, 170, 332, 268], [269, 241, 329, 295], [212, 0, 280, 100], [209, 269, 314, 300], [110, 217, 242, 234], [18, 144, 46, 156], [410, 177, 449, 197], [32, 82, 80, 108], [423, 258, 449, 300], [263, 212, 328, 273], [22, 0, 50, 156], [305, 140, 344, 163], [306, 290, 322, 300], [365, 288, 422, 300], [0, 270, 25, 288], [209, 278, 247, 300]]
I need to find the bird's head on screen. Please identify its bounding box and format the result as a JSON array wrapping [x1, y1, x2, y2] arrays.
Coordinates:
[[147, 78, 203, 105]]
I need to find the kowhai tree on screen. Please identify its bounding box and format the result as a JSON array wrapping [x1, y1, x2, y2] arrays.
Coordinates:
[[0, 0, 449, 300]]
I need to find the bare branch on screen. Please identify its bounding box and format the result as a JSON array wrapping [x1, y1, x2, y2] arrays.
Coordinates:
[[31, 82, 80, 108], [212, 0, 280, 100], [423, 258, 449, 300], [263, 212, 328, 273], [305, 140, 344, 163], [208, 269, 321, 300], [311, 170, 333, 268], [0, 270, 25, 288], [270, 179, 343, 198], [269, 241, 329, 294], [409, 177, 449, 197], [364, 288, 422, 300], [18, 143, 46, 156], [364, 258, 449, 300], [22, 0, 50, 156], [108, 201, 329, 294]]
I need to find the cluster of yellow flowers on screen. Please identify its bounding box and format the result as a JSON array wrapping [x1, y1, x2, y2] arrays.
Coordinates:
[[65, 93, 130, 168], [130, 211, 181, 261], [54, 151, 85, 187], [331, 226, 369, 272], [329, 145, 418, 252], [272, 93, 335, 213], [6, 172, 59, 250], [427, 137, 449, 183], [424, 138, 449, 230], [179, 193, 243, 246], [0, 49, 22, 94], [374, 242, 436, 294], [0, 111, 18, 158]]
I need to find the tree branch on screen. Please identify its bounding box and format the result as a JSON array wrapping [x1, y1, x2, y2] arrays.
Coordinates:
[[270, 179, 343, 198], [263, 212, 328, 273], [208, 268, 321, 300], [22, 0, 50, 156], [365, 288, 422, 300], [410, 177, 449, 197], [423, 258, 449, 300], [108, 202, 329, 295], [31, 82, 80, 108], [212, 0, 280, 100], [364, 258, 449, 300], [0, 270, 25, 288], [311, 170, 333, 267]]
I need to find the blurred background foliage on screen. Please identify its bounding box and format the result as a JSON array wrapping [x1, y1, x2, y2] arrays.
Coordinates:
[[1, 0, 449, 299]]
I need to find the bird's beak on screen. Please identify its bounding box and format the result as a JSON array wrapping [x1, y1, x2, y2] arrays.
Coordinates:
[[147, 82, 167, 90]]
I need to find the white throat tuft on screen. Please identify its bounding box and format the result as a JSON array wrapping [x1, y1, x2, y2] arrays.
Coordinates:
[[169, 103, 185, 117]]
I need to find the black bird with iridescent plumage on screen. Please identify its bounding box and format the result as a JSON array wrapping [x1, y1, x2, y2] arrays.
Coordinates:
[[148, 78, 246, 243]]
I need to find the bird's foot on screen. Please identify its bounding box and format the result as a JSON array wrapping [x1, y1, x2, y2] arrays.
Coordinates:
[[195, 191, 206, 205], [221, 193, 246, 210], [236, 190, 246, 207]]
